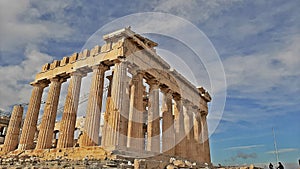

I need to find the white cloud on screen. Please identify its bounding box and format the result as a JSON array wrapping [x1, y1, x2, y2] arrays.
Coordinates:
[[0, 0, 72, 52], [212, 33, 300, 130], [154, 0, 241, 23], [266, 148, 298, 154], [0, 46, 53, 110], [224, 33, 300, 97], [225, 144, 264, 151]]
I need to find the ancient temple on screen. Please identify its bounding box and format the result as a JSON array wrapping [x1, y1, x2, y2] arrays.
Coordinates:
[[1, 28, 211, 164]]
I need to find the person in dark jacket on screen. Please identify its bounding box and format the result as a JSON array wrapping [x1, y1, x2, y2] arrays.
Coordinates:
[[269, 163, 274, 169], [277, 162, 284, 169]]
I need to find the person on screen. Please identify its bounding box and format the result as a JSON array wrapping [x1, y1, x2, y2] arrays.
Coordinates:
[[269, 163, 274, 169], [277, 162, 284, 169]]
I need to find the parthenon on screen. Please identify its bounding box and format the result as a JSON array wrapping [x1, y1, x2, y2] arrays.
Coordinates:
[[1, 27, 211, 164]]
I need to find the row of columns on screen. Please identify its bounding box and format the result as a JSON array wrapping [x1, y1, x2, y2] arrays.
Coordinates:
[[3, 61, 210, 163], [17, 65, 104, 150], [98, 62, 210, 162]]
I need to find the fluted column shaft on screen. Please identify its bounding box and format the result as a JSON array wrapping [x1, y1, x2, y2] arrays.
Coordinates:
[[189, 111, 196, 160], [183, 102, 194, 159], [193, 111, 204, 162], [146, 81, 160, 152], [104, 61, 129, 148], [201, 112, 211, 163], [81, 65, 107, 146], [161, 89, 175, 155], [173, 98, 186, 157], [3, 105, 23, 152], [57, 72, 83, 148], [102, 74, 113, 147], [19, 83, 47, 150], [36, 78, 63, 149], [127, 71, 144, 151], [118, 74, 130, 148]]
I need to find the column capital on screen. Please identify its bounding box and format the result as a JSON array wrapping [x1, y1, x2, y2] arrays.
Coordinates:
[[49, 77, 66, 83], [129, 64, 143, 76], [200, 110, 208, 117], [32, 81, 49, 88], [92, 64, 109, 71], [147, 79, 160, 89], [173, 94, 181, 102], [163, 89, 173, 99], [118, 57, 128, 63], [131, 70, 144, 82], [70, 71, 86, 77]]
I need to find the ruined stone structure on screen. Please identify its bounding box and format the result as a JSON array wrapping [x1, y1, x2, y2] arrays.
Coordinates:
[[2, 105, 23, 153], [0, 113, 10, 144], [1, 28, 211, 164]]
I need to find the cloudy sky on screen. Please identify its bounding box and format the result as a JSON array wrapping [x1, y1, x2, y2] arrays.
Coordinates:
[[0, 0, 299, 168]]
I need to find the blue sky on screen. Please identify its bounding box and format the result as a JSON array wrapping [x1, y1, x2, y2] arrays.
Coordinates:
[[0, 0, 299, 168]]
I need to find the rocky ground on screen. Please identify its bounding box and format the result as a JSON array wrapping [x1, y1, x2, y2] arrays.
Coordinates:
[[0, 155, 214, 169], [0, 147, 262, 169], [0, 156, 263, 169]]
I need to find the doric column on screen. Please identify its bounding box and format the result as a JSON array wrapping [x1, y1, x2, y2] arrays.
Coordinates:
[[118, 74, 130, 148], [104, 61, 129, 149], [127, 70, 144, 151], [57, 72, 83, 148], [187, 105, 198, 161], [183, 100, 194, 159], [146, 80, 160, 153], [193, 110, 204, 162], [173, 97, 186, 157], [3, 105, 23, 152], [201, 111, 211, 163], [19, 82, 48, 150], [36, 77, 64, 149], [101, 74, 113, 147], [161, 88, 175, 155], [81, 64, 107, 146], [197, 87, 211, 163]]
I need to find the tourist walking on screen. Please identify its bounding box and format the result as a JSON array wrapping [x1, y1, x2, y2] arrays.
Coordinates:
[[269, 163, 274, 169]]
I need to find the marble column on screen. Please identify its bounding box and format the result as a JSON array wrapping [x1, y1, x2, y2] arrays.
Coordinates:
[[3, 105, 23, 152], [81, 65, 107, 146], [189, 108, 198, 161], [146, 80, 160, 153], [127, 70, 144, 151], [101, 74, 113, 147], [183, 101, 194, 159], [19, 82, 48, 150], [118, 74, 130, 148], [201, 111, 211, 163], [193, 111, 204, 162], [36, 78, 64, 149], [173, 97, 186, 157], [57, 72, 83, 148], [161, 89, 175, 155], [104, 61, 129, 149]]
